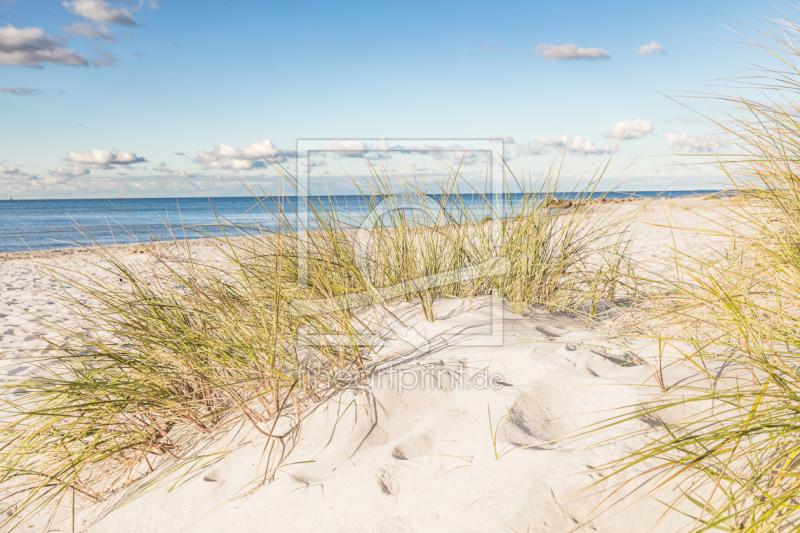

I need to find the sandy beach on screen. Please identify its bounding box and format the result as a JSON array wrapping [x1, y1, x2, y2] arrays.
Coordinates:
[[0, 196, 739, 532], [7, 0, 800, 529]]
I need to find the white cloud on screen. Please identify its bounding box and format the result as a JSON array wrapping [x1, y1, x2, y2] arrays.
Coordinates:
[[441, 149, 481, 166], [43, 175, 68, 185], [63, 0, 137, 26], [2, 86, 39, 96], [636, 41, 665, 56], [47, 164, 90, 184], [516, 142, 548, 156], [153, 162, 174, 173], [605, 119, 655, 140], [52, 164, 89, 177], [389, 143, 483, 166], [196, 139, 289, 170], [0, 165, 36, 182], [356, 142, 484, 165], [62, 21, 116, 41], [489, 136, 515, 143], [535, 134, 612, 155], [66, 148, 146, 167], [0, 25, 87, 67], [153, 163, 195, 177], [534, 43, 610, 61], [666, 132, 724, 153], [321, 140, 366, 156]]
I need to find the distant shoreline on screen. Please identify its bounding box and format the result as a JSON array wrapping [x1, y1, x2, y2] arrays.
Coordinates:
[[0, 189, 726, 203], [0, 191, 729, 255]]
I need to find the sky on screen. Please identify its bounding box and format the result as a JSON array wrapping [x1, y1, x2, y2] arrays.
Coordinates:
[[0, 0, 792, 198]]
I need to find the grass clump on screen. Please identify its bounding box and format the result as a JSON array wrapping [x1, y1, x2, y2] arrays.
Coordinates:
[[0, 231, 367, 529], [0, 161, 632, 530], [311, 164, 636, 319], [582, 12, 800, 531]]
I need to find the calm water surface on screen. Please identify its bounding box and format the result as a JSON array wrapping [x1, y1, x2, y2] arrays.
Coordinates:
[[0, 191, 720, 253]]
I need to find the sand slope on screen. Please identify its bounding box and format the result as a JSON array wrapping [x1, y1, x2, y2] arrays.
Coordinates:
[[75, 297, 687, 533], [0, 197, 738, 532]]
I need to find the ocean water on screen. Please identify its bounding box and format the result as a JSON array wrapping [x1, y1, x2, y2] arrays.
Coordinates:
[[0, 191, 720, 254]]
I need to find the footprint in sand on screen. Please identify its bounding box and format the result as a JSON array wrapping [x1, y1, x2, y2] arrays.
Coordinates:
[[506, 387, 571, 444], [500, 385, 613, 447], [391, 433, 433, 461], [376, 466, 399, 495], [534, 325, 562, 339]]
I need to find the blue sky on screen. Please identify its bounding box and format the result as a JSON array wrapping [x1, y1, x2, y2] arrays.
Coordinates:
[[0, 0, 787, 198]]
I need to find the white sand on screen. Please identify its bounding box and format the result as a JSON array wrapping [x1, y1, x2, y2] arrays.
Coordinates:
[[0, 196, 738, 532]]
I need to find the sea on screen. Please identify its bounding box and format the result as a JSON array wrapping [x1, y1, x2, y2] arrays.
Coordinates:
[[0, 191, 721, 254]]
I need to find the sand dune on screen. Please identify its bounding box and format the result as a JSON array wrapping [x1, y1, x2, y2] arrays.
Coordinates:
[[0, 196, 738, 532]]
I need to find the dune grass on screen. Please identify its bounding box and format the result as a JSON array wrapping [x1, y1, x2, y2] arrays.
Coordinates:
[[0, 162, 633, 530], [578, 12, 800, 532], [0, 230, 370, 528]]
